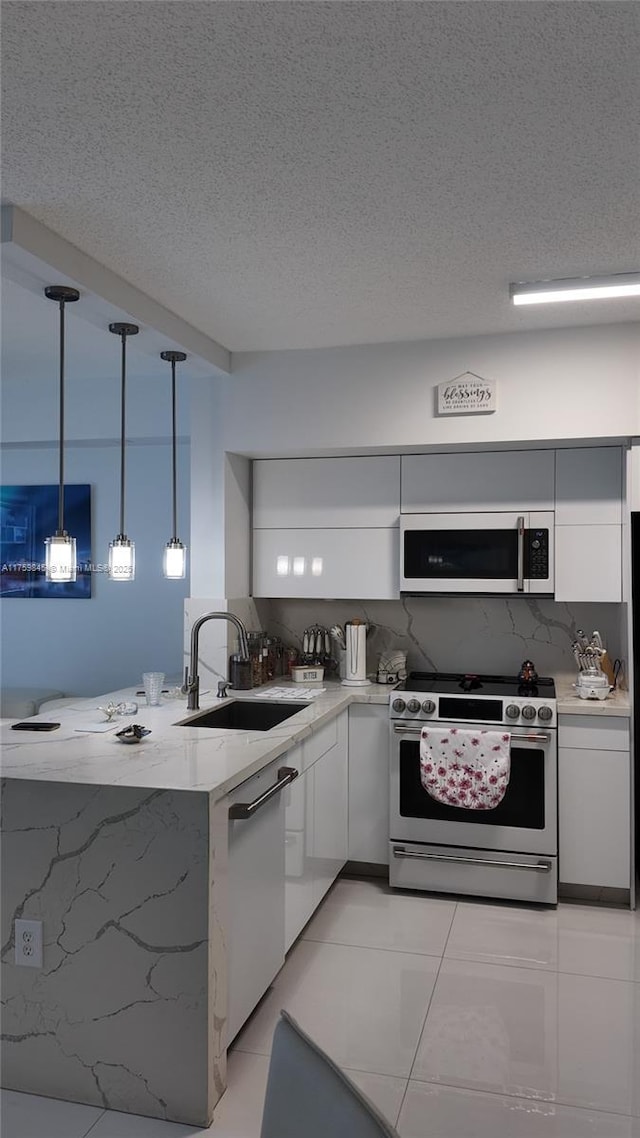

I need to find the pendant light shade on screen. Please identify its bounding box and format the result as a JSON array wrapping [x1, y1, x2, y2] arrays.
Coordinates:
[[44, 285, 80, 582], [108, 322, 139, 580], [160, 350, 187, 579]]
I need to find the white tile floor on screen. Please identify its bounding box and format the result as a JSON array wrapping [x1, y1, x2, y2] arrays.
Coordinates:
[[3, 877, 640, 1137]]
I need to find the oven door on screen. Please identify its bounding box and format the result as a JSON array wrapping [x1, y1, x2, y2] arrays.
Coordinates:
[[390, 721, 557, 856], [400, 512, 554, 594]]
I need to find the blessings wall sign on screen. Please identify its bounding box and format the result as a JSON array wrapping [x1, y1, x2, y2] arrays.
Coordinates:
[[437, 372, 496, 415]]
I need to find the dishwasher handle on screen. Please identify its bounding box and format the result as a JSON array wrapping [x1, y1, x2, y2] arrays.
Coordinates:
[[229, 766, 298, 819]]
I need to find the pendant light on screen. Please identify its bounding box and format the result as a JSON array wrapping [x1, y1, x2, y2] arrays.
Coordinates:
[[108, 322, 139, 580], [160, 350, 187, 579], [44, 285, 80, 582]]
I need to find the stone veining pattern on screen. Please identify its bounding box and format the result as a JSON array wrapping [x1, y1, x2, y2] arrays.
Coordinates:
[[258, 597, 623, 679], [0, 780, 216, 1126]]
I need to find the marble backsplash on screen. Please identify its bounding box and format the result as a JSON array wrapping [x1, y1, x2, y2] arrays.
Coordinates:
[[255, 597, 626, 681]]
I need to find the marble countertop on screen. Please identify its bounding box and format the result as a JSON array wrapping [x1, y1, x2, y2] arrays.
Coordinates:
[[0, 679, 392, 798], [555, 674, 631, 717], [1, 672, 632, 795]]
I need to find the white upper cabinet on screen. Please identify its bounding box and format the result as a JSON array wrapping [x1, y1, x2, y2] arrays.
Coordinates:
[[253, 527, 399, 599], [555, 447, 623, 525], [253, 456, 400, 528], [554, 447, 623, 602], [554, 525, 622, 602], [401, 450, 555, 512]]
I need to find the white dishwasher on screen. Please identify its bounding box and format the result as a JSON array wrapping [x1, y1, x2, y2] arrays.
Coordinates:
[[227, 756, 299, 1042]]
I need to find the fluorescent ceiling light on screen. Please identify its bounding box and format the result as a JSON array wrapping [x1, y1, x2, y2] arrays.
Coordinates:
[[510, 273, 640, 306]]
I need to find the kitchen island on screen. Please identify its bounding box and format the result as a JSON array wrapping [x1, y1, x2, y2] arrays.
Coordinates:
[[0, 682, 389, 1126]]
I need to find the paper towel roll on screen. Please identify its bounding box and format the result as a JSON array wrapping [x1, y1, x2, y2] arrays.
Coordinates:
[[342, 621, 371, 687]]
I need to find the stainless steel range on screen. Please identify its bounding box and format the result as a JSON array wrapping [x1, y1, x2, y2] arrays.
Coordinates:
[[389, 672, 558, 904]]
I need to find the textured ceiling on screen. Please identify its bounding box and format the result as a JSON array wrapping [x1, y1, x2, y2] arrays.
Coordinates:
[[2, 1, 639, 351]]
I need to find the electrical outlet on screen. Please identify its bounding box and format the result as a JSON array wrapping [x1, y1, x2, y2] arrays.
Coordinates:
[[15, 919, 43, 968]]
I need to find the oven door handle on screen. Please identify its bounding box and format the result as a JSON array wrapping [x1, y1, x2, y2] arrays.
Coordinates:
[[392, 847, 553, 873], [515, 733, 550, 744], [393, 724, 550, 744]]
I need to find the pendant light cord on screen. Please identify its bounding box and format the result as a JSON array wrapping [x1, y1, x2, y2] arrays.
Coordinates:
[[171, 359, 178, 540], [57, 298, 66, 534], [119, 331, 126, 536]]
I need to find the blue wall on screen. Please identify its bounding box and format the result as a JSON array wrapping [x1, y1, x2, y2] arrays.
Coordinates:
[[1, 371, 190, 696]]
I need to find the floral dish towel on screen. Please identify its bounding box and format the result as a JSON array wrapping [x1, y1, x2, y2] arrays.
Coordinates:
[[420, 727, 511, 810]]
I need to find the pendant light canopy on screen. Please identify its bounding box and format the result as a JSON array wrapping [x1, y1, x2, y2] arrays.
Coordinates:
[[161, 350, 187, 579], [108, 322, 139, 580], [44, 285, 80, 582]]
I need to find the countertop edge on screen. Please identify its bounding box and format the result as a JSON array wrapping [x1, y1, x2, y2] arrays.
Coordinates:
[[0, 681, 392, 798]]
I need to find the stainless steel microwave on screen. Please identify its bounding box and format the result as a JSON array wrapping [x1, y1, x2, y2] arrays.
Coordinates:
[[400, 512, 554, 594]]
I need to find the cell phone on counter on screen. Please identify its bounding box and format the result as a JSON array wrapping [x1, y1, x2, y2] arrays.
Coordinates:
[[11, 721, 60, 731]]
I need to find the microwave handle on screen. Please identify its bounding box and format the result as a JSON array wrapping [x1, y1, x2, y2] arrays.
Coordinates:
[[516, 515, 525, 591]]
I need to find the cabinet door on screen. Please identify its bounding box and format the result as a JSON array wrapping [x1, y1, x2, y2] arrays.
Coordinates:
[[348, 704, 390, 865], [558, 747, 630, 889], [312, 730, 348, 906], [253, 456, 400, 528], [555, 525, 622, 602], [284, 763, 315, 953], [555, 448, 622, 525], [253, 527, 399, 599], [401, 451, 554, 512], [227, 758, 288, 1041]]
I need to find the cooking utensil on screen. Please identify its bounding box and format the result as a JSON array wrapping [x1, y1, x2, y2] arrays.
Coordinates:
[[592, 630, 603, 650], [576, 629, 588, 652], [330, 624, 346, 650]]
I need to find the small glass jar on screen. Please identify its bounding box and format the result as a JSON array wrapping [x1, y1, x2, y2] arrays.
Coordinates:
[[247, 631, 265, 687], [229, 654, 252, 690], [262, 637, 280, 682]]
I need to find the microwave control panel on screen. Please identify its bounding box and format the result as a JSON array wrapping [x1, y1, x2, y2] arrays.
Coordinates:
[[525, 529, 549, 579]]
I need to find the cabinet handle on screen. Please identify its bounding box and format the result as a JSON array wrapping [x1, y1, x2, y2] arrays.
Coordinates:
[[517, 515, 525, 592], [392, 847, 552, 873], [229, 766, 299, 819]]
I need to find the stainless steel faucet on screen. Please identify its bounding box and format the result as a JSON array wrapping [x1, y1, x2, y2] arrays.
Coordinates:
[[183, 611, 250, 710]]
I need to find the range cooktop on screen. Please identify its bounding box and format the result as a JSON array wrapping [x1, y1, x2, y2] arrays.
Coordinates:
[[399, 672, 556, 698]]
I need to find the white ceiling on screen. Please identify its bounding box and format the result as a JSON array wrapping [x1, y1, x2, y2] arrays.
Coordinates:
[[2, 1, 639, 352]]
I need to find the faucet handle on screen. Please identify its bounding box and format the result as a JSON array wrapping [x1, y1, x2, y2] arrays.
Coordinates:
[[217, 681, 230, 699], [181, 665, 190, 694]]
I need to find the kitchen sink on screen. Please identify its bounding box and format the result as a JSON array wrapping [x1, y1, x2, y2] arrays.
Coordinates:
[[175, 700, 309, 732]]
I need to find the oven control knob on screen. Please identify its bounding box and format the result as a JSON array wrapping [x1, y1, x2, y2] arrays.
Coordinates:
[[422, 699, 436, 714], [505, 704, 520, 719], [392, 698, 406, 713], [521, 704, 536, 720], [407, 699, 421, 713], [538, 705, 553, 721]]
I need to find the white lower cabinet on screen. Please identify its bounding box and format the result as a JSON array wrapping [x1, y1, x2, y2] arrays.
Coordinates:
[[348, 704, 390, 865], [284, 711, 348, 951], [284, 755, 315, 952], [312, 729, 348, 905], [558, 715, 631, 890], [227, 756, 296, 1042]]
